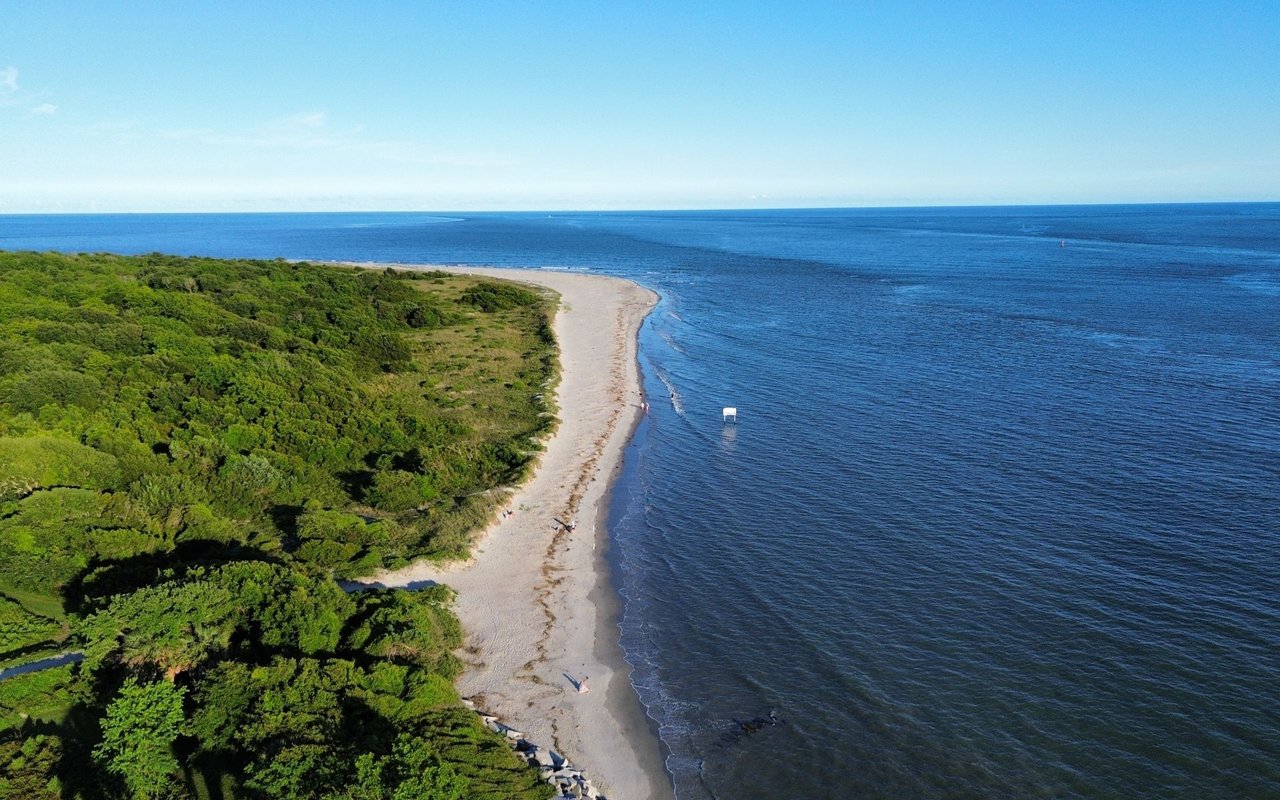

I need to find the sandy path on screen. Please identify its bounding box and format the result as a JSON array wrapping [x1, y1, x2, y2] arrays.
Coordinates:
[[355, 266, 670, 800]]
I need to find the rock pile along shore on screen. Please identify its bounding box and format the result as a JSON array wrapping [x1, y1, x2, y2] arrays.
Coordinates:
[[463, 697, 608, 800]]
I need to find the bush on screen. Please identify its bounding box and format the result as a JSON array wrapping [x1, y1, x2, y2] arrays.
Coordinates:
[[366, 470, 424, 512], [0, 436, 120, 501], [0, 595, 62, 658], [459, 282, 539, 312]]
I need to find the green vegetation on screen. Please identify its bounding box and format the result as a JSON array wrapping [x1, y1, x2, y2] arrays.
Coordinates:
[[94, 679, 187, 798], [0, 252, 556, 799], [0, 596, 63, 661]]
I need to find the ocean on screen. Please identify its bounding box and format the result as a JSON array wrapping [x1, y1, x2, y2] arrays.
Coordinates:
[[2, 204, 1278, 798]]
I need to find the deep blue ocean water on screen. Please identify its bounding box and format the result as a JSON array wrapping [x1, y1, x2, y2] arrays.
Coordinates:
[[2, 204, 1278, 799]]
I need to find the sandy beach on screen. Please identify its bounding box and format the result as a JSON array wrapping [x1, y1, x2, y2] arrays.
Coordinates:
[[355, 265, 671, 800]]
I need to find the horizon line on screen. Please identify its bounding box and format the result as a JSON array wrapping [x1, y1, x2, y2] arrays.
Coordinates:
[[2, 198, 1278, 217]]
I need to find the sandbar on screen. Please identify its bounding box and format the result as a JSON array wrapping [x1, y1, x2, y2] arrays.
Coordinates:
[[355, 265, 671, 800]]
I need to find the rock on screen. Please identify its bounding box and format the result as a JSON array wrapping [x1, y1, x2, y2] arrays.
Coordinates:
[[528, 747, 556, 769], [553, 767, 581, 784], [462, 706, 596, 797]]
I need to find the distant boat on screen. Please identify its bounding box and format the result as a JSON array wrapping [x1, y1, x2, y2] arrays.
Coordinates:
[[1059, 239, 1066, 248]]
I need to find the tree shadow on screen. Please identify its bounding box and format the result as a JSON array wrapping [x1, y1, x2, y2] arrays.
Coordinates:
[[337, 469, 375, 503], [62, 540, 284, 615], [0, 641, 72, 668], [267, 503, 305, 539], [343, 579, 438, 592], [184, 745, 236, 800], [4, 700, 125, 800], [341, 695, 401, 759]]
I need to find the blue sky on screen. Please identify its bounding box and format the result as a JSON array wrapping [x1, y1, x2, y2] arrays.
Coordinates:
[[2, 2, 1277, 211]]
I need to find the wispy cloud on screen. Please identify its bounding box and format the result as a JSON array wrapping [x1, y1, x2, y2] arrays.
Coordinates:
[[1, 66, 60, 117], [286, 111, 327, 128]]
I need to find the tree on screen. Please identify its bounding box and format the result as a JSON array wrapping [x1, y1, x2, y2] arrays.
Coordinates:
[[345, 734, 468, 800], [0, 253, 558, 800], [0, 734, 62, 800], [344, 588, 462, 675], [93, 679, 186, 799], [81, 574, 242, 678], [366, 470, 424, 512]]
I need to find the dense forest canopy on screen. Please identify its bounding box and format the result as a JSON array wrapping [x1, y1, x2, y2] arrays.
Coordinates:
[[0, 252, 557, 800]]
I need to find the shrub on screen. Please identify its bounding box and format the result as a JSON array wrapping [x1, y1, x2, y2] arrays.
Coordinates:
[[459, 282, 539, 312]]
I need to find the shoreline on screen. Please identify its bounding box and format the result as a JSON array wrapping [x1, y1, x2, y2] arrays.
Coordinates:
[[351, 264, 672, 800]]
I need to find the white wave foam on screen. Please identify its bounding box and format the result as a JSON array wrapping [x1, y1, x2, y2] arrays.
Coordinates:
[[654, 365, 685, 416], [659, 330, 687, 354]]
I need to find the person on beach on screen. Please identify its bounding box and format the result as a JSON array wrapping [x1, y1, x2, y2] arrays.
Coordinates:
[[577, 676, 590, 694]]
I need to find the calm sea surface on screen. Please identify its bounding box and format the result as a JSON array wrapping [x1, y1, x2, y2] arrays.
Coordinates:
[[3, 205, 1278, 799]]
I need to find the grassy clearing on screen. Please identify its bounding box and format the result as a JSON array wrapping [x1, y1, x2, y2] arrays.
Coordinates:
[[353, 270, 560, 561]]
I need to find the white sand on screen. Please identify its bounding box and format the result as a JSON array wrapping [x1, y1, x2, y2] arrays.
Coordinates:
[[356, 266, 670, 800]]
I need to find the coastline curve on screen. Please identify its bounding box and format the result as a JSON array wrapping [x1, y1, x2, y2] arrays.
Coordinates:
[[353, 264, 671, 800]]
